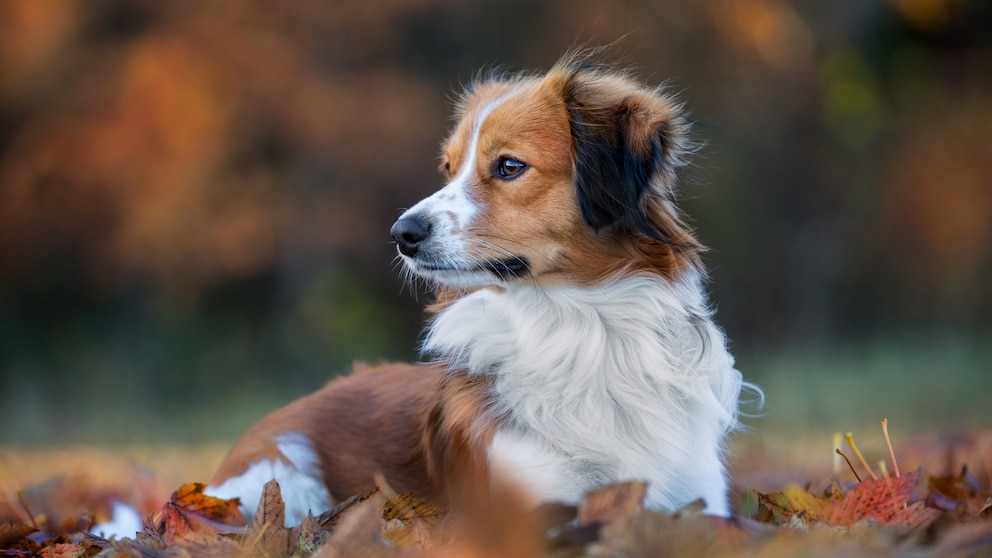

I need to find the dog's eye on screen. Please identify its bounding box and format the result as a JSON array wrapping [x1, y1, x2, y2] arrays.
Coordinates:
[[495, 157, 527, 180]]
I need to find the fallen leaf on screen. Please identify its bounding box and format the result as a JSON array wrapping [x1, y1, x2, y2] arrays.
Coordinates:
[[755, 484, 832, 526], [169, 483, 244, 526], [313, 489, 378, 531], [245, 480, 290, 557], [170, 529, 243, 557], [157, 503, 203, 546], [382, 493, 445, 526], [153, 482, 246, 546], [381, 517, 429, 551], [139, 512, 168, 547], [110, 534, 168, 557], [820, 469, 941, 529], [297, 511, 331, 554], [311, 491, 397, 558], [980, 497, 992, 518], [604, 508, 721, 557], [577, 481, 646, 527], [379, 493, 445, 551], [930, 520, 992, 556], [156, 503, 244, 545], [570, 481, 648, 551], [929, 465, 992, 517], [0, 521, 38, 549], [36, 542, 88, 558]]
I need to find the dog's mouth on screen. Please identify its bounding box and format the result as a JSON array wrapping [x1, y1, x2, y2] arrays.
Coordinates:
[[411, 255, 530, 282], [481, 256, 530, 278]]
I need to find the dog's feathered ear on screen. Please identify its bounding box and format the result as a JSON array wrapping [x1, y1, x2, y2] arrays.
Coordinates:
[[559, 63, 692, 242]]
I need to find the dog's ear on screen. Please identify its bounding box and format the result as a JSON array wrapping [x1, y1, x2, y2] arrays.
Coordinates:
[[560, 67, 692, 242]]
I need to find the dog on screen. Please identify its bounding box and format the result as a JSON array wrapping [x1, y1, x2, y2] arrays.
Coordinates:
[[206, 52, 758, 524]]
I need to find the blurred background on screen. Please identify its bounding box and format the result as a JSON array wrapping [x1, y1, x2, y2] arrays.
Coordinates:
[[1, 0, 990, 451]]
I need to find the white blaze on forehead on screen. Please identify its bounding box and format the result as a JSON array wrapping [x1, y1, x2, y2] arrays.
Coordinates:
[[400, 92, 515, 226]]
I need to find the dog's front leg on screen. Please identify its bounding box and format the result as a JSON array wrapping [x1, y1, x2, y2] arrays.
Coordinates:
[[486, 428, 605, 506]]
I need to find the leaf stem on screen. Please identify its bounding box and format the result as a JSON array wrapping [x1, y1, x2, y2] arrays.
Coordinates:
[[832, 433, 842, 475], [16, 490, 38, 529], [881, 418, 901, 478], [845, 432, 878, 481], [835, 448, 862, 483]]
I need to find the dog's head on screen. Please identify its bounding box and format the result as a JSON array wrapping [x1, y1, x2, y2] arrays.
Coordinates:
[[392, 53, 702, 290]]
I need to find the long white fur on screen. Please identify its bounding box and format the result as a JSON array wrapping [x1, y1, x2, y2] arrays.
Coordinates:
[[205, 432, 331, 526], [424, 273, 747, 516], [93, 501, 144, 539]]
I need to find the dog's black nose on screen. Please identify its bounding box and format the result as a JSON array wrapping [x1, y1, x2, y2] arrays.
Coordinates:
[[391, 214, 431, 257]]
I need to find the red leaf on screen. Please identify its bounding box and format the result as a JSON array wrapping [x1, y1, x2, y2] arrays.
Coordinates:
[[821, 469, 941, 528]]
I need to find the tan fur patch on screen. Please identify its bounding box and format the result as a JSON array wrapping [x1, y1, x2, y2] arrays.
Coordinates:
[[436, 61, 702, 287]]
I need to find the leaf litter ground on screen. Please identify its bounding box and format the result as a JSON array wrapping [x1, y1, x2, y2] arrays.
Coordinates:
[[2, 422, 991, 557]]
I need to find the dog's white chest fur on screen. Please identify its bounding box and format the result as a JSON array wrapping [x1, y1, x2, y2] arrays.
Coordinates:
[[425, 273, 744, 515]]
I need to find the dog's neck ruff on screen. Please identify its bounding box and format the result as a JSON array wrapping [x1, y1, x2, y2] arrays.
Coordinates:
[[426, 272, 739, 421], [424, 273, 744, 511]]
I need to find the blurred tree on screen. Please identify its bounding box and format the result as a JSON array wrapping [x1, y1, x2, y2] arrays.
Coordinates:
[[0, 0, 989, 442]]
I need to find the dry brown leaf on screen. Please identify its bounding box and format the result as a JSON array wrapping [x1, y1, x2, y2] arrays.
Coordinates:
[[755, 484, 832, 526], [980, 497, 992, 518], [604, 508, 722, 557], [577, 481, 646, 527], [169, 483, 245, 526], [297, 511, 331, 554], [379, 517, 419, 551], [246, 480, 290, 557], [37, 542, 89, 558], [110, 536, 174, 557], [379, 493, 445, 551], [406, 518, 436, 553], [570, 481, 648, 551], [140, 512, 169, 547], [158, 503, 204, 546], [1, 476, 113, 537], [930, 520, 992, 556], [0, 520, 38, 549], [885, 501, 944, 530], [252, 480, 285, 529], [170, 529, 243, 557], [153, 482, 246, 546], [4, 424, 991, 557], [928, 465, 992, 517], [314, 489, 379, 531], [312, 490, 397, 558], [156, 504, 243, 546], [382, 493, 445, 526]]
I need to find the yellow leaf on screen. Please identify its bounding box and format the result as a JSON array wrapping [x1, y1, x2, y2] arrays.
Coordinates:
[[755, 485, 831, 526]]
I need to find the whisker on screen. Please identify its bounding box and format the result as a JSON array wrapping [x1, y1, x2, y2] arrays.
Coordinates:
[[465, 227, 540, 251], [464, 234, 549, 293], [464, 238, 521, 262], [465, 241, 526, 268], [463, 240, 535, 282]]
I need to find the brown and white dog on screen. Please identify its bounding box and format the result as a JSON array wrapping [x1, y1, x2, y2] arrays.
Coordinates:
[[206, 53, 759, 523]]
